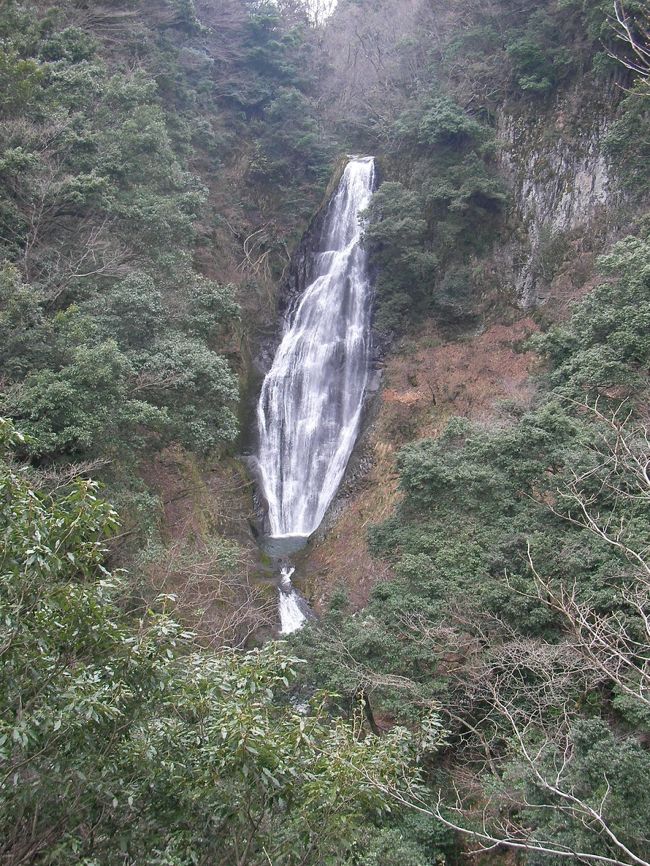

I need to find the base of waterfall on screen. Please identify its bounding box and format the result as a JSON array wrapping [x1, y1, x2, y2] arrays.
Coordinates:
[[278, 567, 310, 634], [261, 534, 311, 558]]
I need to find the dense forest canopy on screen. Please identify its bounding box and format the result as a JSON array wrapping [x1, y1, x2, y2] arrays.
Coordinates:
[[1, 0, 649, 863]]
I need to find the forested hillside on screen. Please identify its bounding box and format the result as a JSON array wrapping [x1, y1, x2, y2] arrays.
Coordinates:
[[1, 0, 649, 863], [0, 0, 339, 642], [294, 1, 650, 864]]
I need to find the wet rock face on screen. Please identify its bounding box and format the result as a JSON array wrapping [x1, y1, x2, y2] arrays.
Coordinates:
[[253, 163, 349, 379], [280, 210, 328, 319], [496, 102, 619, 307]]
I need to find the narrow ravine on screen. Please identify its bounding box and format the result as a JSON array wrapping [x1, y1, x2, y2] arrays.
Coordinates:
[[255, 157, 376, 633]]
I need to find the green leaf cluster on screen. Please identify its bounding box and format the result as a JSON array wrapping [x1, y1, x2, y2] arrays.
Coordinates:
[[364, 97, 505, 332], [0, 421, 421, 864], [0, 3, 245, 465]]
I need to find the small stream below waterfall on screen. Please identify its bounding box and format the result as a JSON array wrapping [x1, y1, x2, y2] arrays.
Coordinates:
[[278, 568, 310, 635], [253, 157, 376, 634]]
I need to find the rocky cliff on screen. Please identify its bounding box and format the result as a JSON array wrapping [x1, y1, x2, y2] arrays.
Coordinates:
[[496, 82, 629, 307]]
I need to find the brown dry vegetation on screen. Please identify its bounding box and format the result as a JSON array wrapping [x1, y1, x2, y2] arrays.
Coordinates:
[[386, 317, 539, 428], [309, 439, 399, 611], [309, 315, 541, 610], [137, 448, 275, 647], [140, 447, 253, 545]]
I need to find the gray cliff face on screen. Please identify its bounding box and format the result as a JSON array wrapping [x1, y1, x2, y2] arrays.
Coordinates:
[[496, 92, 621, 307]]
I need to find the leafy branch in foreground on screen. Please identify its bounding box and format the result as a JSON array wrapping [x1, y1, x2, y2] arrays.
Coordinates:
[[0, 418, 423, 866]]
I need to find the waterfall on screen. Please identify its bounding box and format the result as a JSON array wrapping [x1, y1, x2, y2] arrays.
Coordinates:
[[256, 156, 376, 633], [278, 568, 308, 635]]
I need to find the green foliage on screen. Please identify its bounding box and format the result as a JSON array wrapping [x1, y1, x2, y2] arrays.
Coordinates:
[[365, 123, 505, 331], [0, 48, 43, 114], [0, 0, 336, 483], [0, 1, 252, 472], [423, 151, 507, 254], [436, 265, 480, 319], [364, 182, 437, 331], [250, 86, 335, 183], [355, 811, 455, 866], [519, 719, 650, 860], [242, 6, 303, 90], [221, 1, 335, 190], [363, 228, 650, 629], [397, 95, 487, 149], [135, 334, 239, 450], [605, 82, 650, 195], [445, 0, 609, 103], [505, 8, 576, 97], [0, 269, 238, 458], [4, 337, 163, 457], [0, 421, 421, 864], [359, 68, 507, 333], [507, 37, 555, 93], [0, 0, 648, 862], [0, 264, 45, 376], [557, 0, 615, 42], [295, 225, 650, 863], [531, 226, 650, 401], [94, 271, 164, 348], [39, 26, 97, 63]]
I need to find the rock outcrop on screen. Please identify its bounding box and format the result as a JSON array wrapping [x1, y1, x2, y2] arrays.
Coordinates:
[[496, 85, 624, 306]]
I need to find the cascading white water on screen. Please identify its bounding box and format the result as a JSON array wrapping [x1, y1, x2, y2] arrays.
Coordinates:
[[257, 156, 376, 538], [256, 156, 376, 633], [278, 568, 306, 635]]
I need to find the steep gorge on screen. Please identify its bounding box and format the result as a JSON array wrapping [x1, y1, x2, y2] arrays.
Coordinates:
[[2, 0, 649, 862]]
